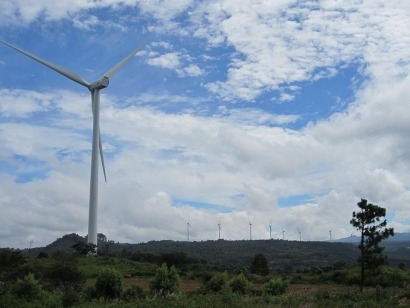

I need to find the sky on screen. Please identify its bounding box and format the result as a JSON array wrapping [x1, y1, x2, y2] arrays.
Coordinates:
[[1, 0, 410, 249]]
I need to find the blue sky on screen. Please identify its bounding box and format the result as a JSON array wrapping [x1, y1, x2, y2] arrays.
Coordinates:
[[1, 0, 410, 248]]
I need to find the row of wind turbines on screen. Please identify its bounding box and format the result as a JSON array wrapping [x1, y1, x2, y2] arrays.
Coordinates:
[[186, 218, 337, 242]]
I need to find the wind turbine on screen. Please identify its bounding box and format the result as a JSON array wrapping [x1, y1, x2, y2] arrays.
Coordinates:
[[218, 217, 222, 240], [329, 229, 332, 242], [269, 219, 272, 240], [297, 228, 302, 241], [187, 219, 192, 241], [0, 40, 143, 252], [281, 226, 286, 240], [248, 218, 252, 240]]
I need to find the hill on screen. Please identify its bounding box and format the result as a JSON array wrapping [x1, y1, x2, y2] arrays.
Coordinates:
[[26, 233, 410, 270]]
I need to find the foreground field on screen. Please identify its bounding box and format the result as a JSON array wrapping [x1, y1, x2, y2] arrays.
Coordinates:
[[1, 249, 410, 307]]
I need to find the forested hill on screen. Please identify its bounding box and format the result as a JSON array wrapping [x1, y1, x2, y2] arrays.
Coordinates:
[[25, 234, 410, 270], [124, 239, 359, 270], [29, 234, 359, 270]]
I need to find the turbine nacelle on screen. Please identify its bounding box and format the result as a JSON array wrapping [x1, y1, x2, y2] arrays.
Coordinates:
[[89, 76, 109, 90]]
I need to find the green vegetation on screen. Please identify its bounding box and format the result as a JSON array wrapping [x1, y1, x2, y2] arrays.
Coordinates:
[[350, 198, 395, 291], [251, 253, 269, 276], [95, 268, 123, 299], [263, 278, 288, 295], [2, 230, 410, 307], [149, 263, 181, 297]]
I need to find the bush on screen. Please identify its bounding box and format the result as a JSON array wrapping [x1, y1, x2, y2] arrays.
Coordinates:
[[61, 286, 81, 307], [122, 284, 145, 300], [150, 263, 180, 297], [228, 273, 252, 295], [263, 278, 288, 296], [95, 268, 123, 299], [12, 273, 44, 301], [204, 272, 229, 293]]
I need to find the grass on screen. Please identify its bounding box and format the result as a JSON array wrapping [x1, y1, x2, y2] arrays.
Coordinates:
[[4, 254, 410, 307]]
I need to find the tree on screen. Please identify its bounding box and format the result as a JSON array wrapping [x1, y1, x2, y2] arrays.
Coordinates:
[[149, 263, 180, 297], [95, 268, 123, 299], [250, 253, 269, 276], [350, 198, 394, 291], [228, 272, 252, 294], [71, 242, 96, 255]]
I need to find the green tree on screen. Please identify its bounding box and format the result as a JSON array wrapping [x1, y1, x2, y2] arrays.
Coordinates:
[[350, 198, 394, 291], [250, 253, 269, 276], [149, 263, 180, 297], [46, 252, 85, 291], [71, 242, 96, 255], [263, 278, 288, 296], [228, 272, 252, 294], [204, 272, 229, 293], [0, 249, 26, 281], [95, 268, 123, 299], [12, 273, 44, 301]]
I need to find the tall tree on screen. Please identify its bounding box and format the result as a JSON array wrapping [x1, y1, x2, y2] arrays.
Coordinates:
[[250, 253, 269, 276], [350, 198, 394, 291]]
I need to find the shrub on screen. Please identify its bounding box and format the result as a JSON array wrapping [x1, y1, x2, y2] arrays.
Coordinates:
[[204, 272, 229, 293], [12, 273, 44, 301], [95, 268, 123, 299], [122, 284, 145, 300], [61, 286, 81, 307], [150, 263, 180, 297], [263, 278, 288, 296], [228, 273, 252, 295]]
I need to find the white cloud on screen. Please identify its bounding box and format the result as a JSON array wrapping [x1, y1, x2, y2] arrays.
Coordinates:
[[178, 63, 203, 77], [147, 52, 181, 69], [192, 0, 410, 101]]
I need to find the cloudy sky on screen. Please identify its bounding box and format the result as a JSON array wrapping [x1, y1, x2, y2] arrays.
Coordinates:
[[1, 0, 410, 249]]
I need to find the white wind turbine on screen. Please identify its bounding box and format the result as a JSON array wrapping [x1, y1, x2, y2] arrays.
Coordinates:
[[269, 219, 272, 240], [0, 40, 143, 252], [218, 217, 222, 240], [186, 219, 192, 242], [248, 218, 252, 240], [281, 226, 286, 240], [297, 228, 302, 241]]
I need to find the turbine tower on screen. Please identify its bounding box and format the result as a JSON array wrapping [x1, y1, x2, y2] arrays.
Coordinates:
[[329, 229, 332, 241], [0, 40, 142, 252], [269, 219, 272, 240], [281, 226, 285, 240], [218, 218, 222, 240], [297, 228, 302, 241]]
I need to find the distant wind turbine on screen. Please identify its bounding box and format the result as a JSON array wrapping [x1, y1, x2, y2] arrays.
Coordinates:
[[281, 226, 286, 240], [248, 218, 252, 240], [329, 229, 332, 242], [297, 228, 302, 241], [218, 218, 222, 240], [187, 219, 192, 241], [0, 40, 143, 252], [269, 219, 272, 240]]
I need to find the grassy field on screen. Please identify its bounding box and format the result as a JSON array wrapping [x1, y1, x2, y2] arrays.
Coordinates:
[[1, 250, 410, 307]]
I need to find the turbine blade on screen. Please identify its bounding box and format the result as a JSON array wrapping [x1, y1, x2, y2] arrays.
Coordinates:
[[0, 40, 90, 87], [103, 44, 144, 79], [99, 129, 107, 183]]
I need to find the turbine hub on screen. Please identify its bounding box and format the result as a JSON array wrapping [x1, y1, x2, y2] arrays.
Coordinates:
[[89, 76, 109, 90]]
